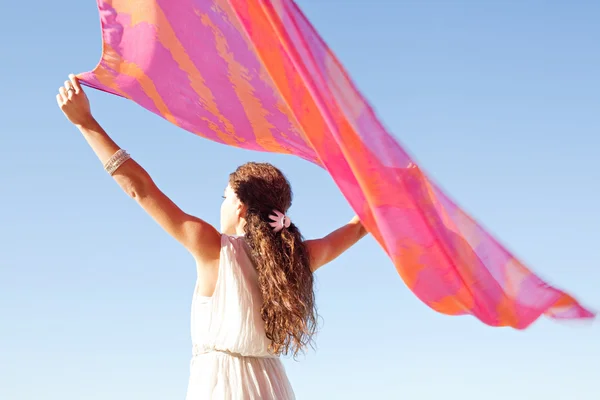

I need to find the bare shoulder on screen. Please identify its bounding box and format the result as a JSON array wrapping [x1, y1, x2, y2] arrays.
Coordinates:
[[305, 238, 332, 272], [193, 234, 223, 297], [186, 219, 222, 263]]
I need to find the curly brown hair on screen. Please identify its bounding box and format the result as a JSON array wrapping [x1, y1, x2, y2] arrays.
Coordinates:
[[229, 162, 317, 357]]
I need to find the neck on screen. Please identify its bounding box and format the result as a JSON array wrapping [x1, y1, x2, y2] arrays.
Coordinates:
[[234, 219, 246, 236]]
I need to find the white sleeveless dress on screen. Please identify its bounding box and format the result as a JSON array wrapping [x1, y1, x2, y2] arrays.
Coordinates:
[[185, 235, 296, 399]]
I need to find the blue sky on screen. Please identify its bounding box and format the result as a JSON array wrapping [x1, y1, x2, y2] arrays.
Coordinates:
[[1, 1, 598, 399]]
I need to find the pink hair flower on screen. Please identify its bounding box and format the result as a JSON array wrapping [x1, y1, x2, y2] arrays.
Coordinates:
[[268, 210, 291, 232]]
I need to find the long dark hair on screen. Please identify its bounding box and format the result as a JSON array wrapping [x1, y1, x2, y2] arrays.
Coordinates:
[[229, 162, 317, 357]]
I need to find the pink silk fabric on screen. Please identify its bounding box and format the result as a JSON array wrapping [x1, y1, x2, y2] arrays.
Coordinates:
[[78, 0, 594, 327]]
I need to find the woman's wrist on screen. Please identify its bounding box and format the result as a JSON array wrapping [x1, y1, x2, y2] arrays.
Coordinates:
[[74, 115, 98, 130], [349, 215, 367, 238]]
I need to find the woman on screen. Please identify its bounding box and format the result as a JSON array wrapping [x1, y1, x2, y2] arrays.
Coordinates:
[[56, 75, 367, 399]]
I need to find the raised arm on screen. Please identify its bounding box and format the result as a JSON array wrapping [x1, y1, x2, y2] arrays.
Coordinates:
[[305, 216, 368, 272], [56, 75, 221, 263]]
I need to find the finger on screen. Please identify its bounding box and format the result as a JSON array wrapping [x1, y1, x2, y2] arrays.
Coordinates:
[[57, 91, 66, 106], [58, 86, 68, 103], [64, 81, 74, 99], [64, 81, 75, 100], [69, 74, 82, 93]]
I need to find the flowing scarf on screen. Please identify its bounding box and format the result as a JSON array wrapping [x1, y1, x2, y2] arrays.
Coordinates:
[[78, 0, 594, 327]]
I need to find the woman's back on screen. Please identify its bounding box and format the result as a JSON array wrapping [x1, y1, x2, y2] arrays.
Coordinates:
[[186, 235, 295, 399], [55, 81, 367, 399]]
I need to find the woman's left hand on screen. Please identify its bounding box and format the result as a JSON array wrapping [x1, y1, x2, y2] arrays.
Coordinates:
[[56, 74, 94, 127]]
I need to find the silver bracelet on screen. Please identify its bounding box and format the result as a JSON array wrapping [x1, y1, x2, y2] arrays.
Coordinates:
[[104, 149, 131, 176]]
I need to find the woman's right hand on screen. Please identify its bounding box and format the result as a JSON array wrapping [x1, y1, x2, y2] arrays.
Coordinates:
[[56, 74, 94, 127]]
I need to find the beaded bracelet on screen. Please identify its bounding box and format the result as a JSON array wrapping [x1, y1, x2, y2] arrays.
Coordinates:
[[104, 149, 131, 176]]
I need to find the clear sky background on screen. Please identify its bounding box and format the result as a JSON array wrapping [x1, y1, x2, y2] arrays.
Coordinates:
[[1, 1, 598, 399]]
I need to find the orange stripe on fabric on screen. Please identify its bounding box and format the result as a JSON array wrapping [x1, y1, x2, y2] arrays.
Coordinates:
[[86, 45, 129, 99], [93, 42, 176, 124], [234, 0, 312, 145], [111, 0, 156, 27], [392, 244, 427, 288], [112, 0, 239, 145], [120, 61, 178, 125], [212, 0, 301, 139], [88, 3, 176, 124], [551, 293, 579, 308], [430, 292, 472, 315], [245, 1, 296, 120], [495, 258, 530, 326], [89, 69, 128, 98], [199, 11, 294, 153]]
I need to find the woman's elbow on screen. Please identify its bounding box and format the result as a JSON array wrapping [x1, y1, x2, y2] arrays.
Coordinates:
[[116, 171, 152, 199]]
